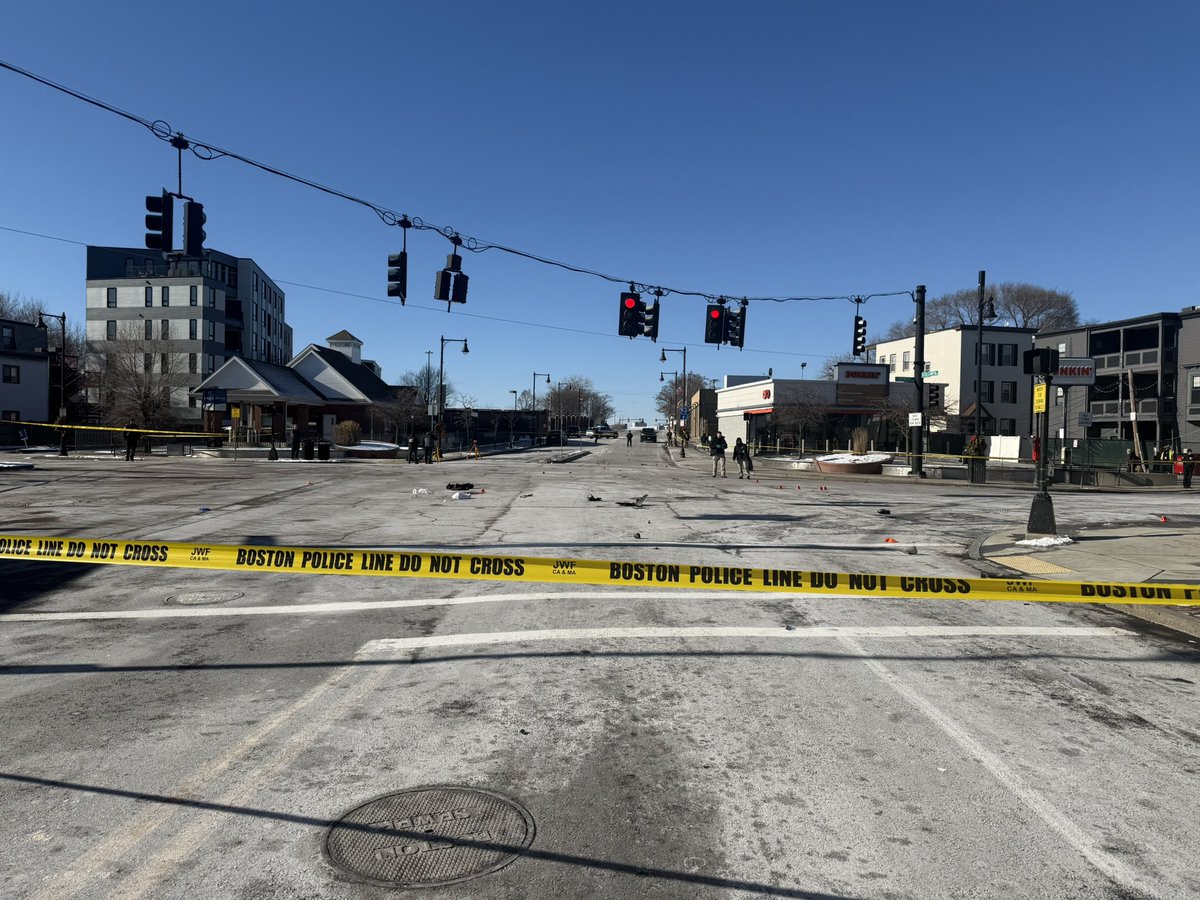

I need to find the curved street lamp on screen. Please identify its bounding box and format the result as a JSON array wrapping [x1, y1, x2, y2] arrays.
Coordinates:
[[439, 336, 469, 453]]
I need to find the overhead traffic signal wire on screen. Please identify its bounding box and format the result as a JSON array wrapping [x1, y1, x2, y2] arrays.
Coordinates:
[[0, 59, 914, 309]]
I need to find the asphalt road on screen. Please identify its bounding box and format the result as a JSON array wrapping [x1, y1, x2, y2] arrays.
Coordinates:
[[1, 440, 1198, 900]]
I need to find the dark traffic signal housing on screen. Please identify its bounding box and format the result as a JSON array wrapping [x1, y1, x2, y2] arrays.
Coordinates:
[[723, 304, 747, 348], [387, 251, 408, 304], [618, 291, 645, 337], [144, 191, 174, 255], [853, 314, 868, 356], [435, 252, 468, 306], [704, 304, 726, 343], [927, 383, 942, 409], [642, 297, 660, 342], [183, 201, 206, 258]]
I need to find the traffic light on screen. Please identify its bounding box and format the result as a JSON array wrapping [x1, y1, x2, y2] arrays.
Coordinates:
[[618, 291, 644, 336], [434, 269, 453, 302], [183, 201, 206, 257], [450, 271, 468, 304], [927, 383, 942, 410], [144, 191, 174, 255], [642, 298, 660, 341], [724, 306, 746, 348], [704, 304, 726, 343], [853, 315, 867, 356], [387, 252, 407, 304]]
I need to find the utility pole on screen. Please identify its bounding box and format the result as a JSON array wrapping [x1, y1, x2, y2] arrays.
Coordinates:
[[911, 285, 926, 478]]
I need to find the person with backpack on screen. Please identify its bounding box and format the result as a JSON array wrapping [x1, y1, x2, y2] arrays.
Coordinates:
[[732, 437, 751, 478]]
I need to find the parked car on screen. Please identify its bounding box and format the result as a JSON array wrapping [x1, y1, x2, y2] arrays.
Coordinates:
[[543, 430, 567, 446], [587, 426, 617, 438], [640, 427, 657, 442]]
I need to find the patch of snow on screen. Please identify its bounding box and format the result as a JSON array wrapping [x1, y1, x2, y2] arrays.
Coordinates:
[[814, 453, 894, 464], [1015, 535, 1074, 547], [338, 441, 400, 451]]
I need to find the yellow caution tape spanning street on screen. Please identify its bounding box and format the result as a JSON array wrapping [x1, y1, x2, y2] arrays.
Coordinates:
[[8, 420, 224, 437], [1, 533, 1198, 606]]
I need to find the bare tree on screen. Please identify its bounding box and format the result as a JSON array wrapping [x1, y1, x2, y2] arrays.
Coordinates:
[[374, 387, 425, 441], [546, 375, 613, 429], [879, 282, 1080, 338], [774, 383, 828, 454], [869, 393, 914, 450], [400, 362, 451, 417], [820, 352, 860, 380], [86, 325, 193, 427]]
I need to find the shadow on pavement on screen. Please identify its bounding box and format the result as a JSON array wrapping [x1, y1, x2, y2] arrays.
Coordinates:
[[0, 560, 94, 614]]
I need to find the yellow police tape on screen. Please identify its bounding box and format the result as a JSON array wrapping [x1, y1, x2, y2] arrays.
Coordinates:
[[9, 420, 224, 437], [1, 533, 1198, 606]]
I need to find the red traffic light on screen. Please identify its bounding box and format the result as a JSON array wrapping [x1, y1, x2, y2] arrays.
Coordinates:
[[624, 297, 637, 309], [710, 308, 721, 318]]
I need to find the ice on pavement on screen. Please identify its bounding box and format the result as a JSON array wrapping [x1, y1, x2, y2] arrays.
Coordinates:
[[1015, 535, 1074, 547]]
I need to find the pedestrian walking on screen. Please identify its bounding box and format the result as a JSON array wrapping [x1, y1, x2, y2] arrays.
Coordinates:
[[732, 437, 751, 478], [627, 431, 633, 447], [290, 428, 301, 460], [123, 421, 138, 461], [423, 430, 435, 464], [407, 434, 420, 464], [710, 431, 728, 477], [1183, 449, 1195, 489]]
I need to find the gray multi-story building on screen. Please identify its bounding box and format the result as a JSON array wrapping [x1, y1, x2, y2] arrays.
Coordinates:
[[84, 246, 293, 423], [1036, 308, 1200, 454], [0, 318, 51, 439]]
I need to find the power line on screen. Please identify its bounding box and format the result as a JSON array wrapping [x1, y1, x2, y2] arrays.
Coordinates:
[[0, 59, 915, 308]]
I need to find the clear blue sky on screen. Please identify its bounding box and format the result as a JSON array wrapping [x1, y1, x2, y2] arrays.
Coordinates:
[[2, 1, 1197, 423]]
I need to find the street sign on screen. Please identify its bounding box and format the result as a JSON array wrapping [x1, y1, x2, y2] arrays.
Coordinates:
[[231, 407, 241, 420], [202, 388, 227, 406], [679, 409, 688, 421], [908, 412, 923, 427], [1078, 412, 1093, 427], [1033, 382, 1048, 413], [920, 370, 938, 377]]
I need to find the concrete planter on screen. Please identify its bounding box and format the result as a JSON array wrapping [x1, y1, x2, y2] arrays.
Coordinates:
[[814, 456, 892, 476]]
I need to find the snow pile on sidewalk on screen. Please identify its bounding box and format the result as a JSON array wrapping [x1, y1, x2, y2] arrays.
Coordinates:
[[1015, 535, 1074, 547], [814, 453, 894, 464]]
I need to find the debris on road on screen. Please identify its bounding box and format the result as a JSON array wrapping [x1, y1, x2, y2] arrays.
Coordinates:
[[616, 493, 648, 508], [446, 482, 475, 491], [448, 491, 473, 501], [412, 488, 431, 496], [587, 493, 603, 502]]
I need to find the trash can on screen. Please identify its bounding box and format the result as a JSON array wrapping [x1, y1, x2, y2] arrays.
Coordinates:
[[316, 440, 331, 461], [302, 438, 315, 460], [968, 458, 987, 484]]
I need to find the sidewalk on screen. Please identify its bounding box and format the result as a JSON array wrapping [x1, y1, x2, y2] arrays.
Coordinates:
[[978, 524, 1200, 639]]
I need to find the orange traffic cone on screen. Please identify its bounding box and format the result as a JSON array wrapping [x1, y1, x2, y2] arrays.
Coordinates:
[[884, 537, 899, 543]]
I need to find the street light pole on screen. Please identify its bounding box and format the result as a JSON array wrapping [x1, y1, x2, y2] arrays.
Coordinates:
[[972, 271, 996, 484], [660, 346, 687, 457], [532, 372, 550, 440], [438, 336, 469, 456], [38, 311, 68, 456], [509, 389, 517, 447]]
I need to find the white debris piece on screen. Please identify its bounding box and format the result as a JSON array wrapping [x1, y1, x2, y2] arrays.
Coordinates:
[[412, 488, 431, 496], [449, 491, 473, 500]]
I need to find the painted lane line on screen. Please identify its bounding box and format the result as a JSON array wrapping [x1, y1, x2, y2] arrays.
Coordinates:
[[359, 625, 1133, 654], [838, 635, 1153, 898]]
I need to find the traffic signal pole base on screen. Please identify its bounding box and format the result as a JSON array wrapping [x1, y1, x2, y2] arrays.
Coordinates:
[[1026, 492, 1057, 536]]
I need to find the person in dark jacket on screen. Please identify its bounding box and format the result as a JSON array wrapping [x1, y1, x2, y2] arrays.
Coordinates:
[[423, 430, 435, 464], [1183, 449, 1195, 489], [291, 428, 302, 460], [408, 434, 420, 464], [710, 431, 728, 478], [732, 437, 751, 478], [123, 421, 139, 461]]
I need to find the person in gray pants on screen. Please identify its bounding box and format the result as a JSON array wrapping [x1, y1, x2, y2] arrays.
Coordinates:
[[710, 431, 728, 477]]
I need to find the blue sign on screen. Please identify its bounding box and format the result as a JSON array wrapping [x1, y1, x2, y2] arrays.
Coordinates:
[[679, 409, 689, 421], [202, 389, 228, 406]]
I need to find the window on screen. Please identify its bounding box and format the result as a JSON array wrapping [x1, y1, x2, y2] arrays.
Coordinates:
[[161, 319, 170, 339], [161, 353, 169, 373], [2, 410, 19, 421], [107, 320, 117, 340], [902, 351, 911, 371], [144, 319, 153, 340], [189, 319, 198, 340], [145, 286, 153, 307], [998, 343, 1017, 366], [188, 396, 197, 408], [999, 418, 1016, 435], [2, 365, 19, 384], [161, 286, 170, 307], [206, 321, 215, 341], [1057, 342, 1067, 354], [189, 353, 197, 374], [1192, 374, 1200, 405], [976, 380, 994, 403], [143, 354, 152, 373], [889, 354, 896, 372], [1001, 381, 1017, 403], [1, 326, 13, 349], [977, 343, 995, 365], [207, 287, 215, 308], [107, 287, 117, 308], [206, 354, 215, 374], [189, 285, 198, 306]]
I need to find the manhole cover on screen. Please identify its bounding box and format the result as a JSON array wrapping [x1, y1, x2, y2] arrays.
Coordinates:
[[324, 786, 535, 888], [166, 590, 244, 606]]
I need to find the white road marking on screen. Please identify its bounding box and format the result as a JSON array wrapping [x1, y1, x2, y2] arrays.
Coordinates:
[[359, 624, 1132, 653], [838, 635, 1152, 897]]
